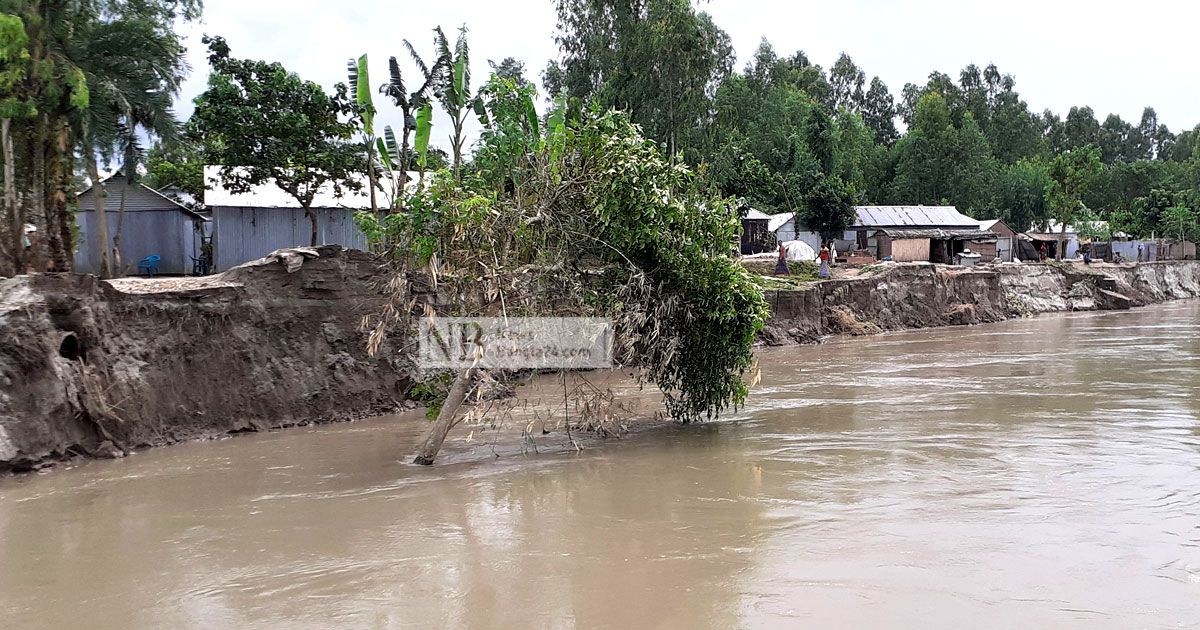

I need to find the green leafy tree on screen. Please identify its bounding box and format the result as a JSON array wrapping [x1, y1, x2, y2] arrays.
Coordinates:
[[890, 92, 997, 214], [364, 108, 768, 464], [546, 0, 733, 157], [488, 57, 529, 87], [1160, 202, 1198, 242], [190, 36, 362, 246], [993, 159, 1050, 231], [0, 11, 32, 272], [1063, 106, 1101, 151], [145, 140, 204, 205], [1, 0, 199, 274], [471, 72, 543, 193], [73, 11, 188, 276], [828, 52, 865, 112], [802, 175, 855, 242], [1044, 145, 1101, 259], [861, 77, 898, 145]]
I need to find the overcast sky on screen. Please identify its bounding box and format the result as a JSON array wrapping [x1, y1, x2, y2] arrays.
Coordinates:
[[177, 0, 1200, 151]]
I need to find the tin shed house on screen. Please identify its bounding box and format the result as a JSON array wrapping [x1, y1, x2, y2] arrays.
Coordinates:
[[846, 206, 996, 263], [75, 173, 208, 275], [203, 166, 375, 271]]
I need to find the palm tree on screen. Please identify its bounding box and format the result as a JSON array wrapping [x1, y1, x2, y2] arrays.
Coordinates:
[[72, 10, 186, 277]]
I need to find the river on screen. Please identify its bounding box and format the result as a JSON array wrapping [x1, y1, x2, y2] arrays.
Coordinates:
[[2, 302, 1199, 628]]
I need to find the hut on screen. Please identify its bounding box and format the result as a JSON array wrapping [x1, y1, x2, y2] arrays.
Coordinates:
[[740, 209, 773, 255], [846, 206, 996, 263], [978, 219, 1016, 261], [75, 173, 208, 275]]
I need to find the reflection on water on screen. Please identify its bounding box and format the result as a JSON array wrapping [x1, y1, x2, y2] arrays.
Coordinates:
[[2, 302, 1199, 628]]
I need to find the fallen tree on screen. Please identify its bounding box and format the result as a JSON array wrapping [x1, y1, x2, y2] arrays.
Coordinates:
[[358, 76, 767, 465]]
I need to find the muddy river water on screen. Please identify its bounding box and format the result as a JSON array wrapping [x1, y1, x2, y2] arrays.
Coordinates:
[[3, 302, 1200, 628]]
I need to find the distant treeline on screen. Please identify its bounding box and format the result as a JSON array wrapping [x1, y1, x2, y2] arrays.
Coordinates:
[[545, 0, 1200, 239]]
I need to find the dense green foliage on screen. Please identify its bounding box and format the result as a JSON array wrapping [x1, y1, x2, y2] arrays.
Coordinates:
[[359, 75, 767, 423], [0, 0, 198, 275], [545, 2, 1200, 239]]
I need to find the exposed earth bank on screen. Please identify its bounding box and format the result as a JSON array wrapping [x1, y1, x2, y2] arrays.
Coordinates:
[[0, 247, 411, 472], [2, 251, 1198, 472], [759, 260, 1200, 345]]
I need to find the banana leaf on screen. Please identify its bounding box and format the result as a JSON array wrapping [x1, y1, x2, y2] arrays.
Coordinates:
[[377, 137, 395, 172], [415, 103, 433, 169], [354, 54, 374, 136]]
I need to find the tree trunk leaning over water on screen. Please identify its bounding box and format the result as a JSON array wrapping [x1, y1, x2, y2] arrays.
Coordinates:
[[413, 367, 475, 465]]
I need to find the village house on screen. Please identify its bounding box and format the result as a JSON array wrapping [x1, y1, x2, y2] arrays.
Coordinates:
[[740, 209, 773, 255], [978, 219, 1016, 261], [75, 172, 209, 276], [204, 167, 413, 271], [842, 206, 997, 263]]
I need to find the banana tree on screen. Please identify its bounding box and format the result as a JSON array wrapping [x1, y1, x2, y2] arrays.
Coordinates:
[[381, 39, 446, 197], [347, 54, 378, 213], [434, 25, 471, 181]]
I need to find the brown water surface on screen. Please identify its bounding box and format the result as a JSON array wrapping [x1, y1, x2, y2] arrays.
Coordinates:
[[3, 302, 1200, 628]]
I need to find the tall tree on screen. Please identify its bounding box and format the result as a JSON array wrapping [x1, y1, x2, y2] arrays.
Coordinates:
[[828, 52, 865, 112], [1045, 145, 1101, 258], [1099, 113, 1131, 164], [0, 0, 199, 275], [191, 36, 362, 246], [73, 11, 187, 276], [861, 77, 898, 145], [994, 159, 1050, 231], [1063, 106, 1101, 151], [0, 11, 32, 274], [546, 0, 732, 157]]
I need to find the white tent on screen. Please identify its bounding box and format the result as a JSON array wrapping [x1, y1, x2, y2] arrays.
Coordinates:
[[781, 240, 817, 261]]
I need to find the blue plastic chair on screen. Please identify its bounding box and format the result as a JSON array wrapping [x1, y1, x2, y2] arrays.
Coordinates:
[[137, 255, 161, 276]]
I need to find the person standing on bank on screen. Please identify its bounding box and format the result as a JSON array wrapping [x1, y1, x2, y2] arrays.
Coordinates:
[[818, 242, 832, 279]]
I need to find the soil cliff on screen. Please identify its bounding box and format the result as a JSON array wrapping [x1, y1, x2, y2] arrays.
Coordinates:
[[760, 260, 1200, 345], [0, 247, 410, 472]]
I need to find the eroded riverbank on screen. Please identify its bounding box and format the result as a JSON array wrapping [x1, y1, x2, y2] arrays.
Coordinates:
[[2, 250, 1199, 472], [2, 301, 1198, 628]]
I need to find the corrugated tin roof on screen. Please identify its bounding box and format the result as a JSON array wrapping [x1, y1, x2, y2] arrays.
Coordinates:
[[77, 174, 206, 220], [743, 209, 771, 221], [1045, 220, 1108, 235], [768, 212, 794, 232], [852, 205, 979, 228], [204, 165, 420, 209], [978, 219, 1001, 231], [879, 228, 997, 241]]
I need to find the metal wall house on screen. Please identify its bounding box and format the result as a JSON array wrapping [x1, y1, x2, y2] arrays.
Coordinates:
[[204, 166, 383, 271], [75, 174, 207, 275], [209, 206, 368, 271]]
